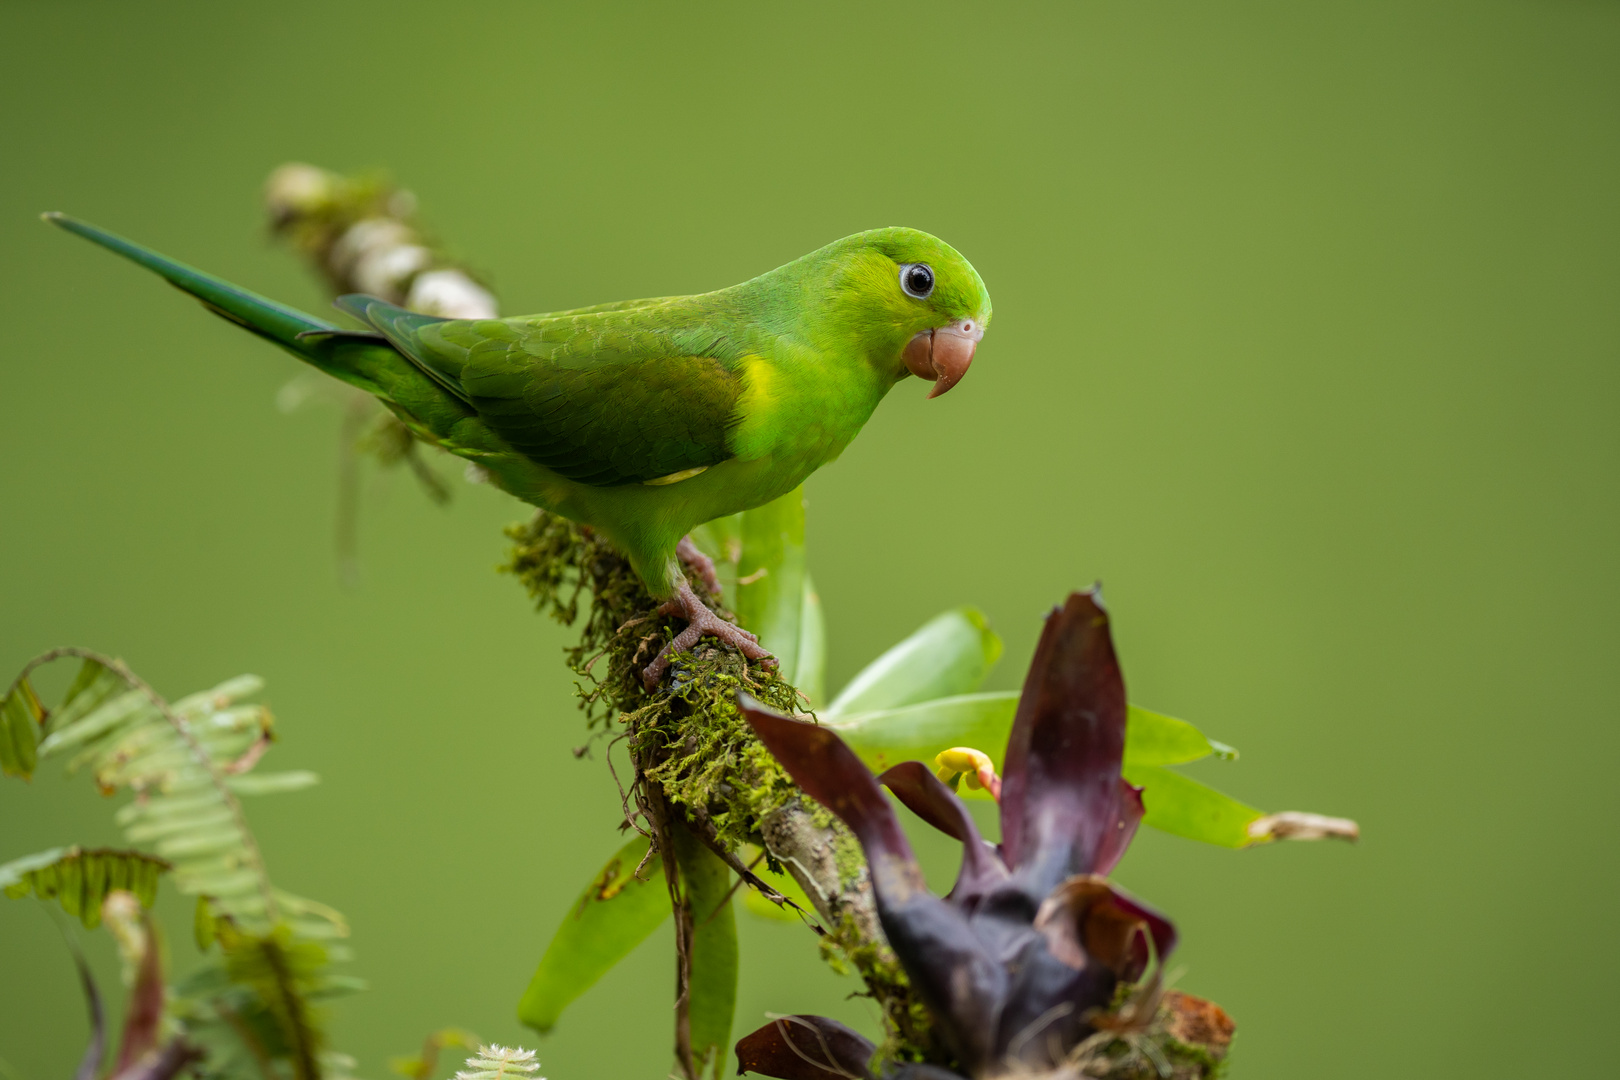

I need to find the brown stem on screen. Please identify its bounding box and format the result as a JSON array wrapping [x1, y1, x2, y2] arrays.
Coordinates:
[[641, 779, 698, 1080], [678, 807, 819, 929]]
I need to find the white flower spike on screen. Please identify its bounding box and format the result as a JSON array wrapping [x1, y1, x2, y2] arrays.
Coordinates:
[[455, 1045, 542, 1080]]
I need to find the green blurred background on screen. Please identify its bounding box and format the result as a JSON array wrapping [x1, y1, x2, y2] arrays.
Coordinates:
[[3, 1, 1616, 1076]]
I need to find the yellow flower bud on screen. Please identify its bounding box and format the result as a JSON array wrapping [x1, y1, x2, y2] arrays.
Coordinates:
[[933, 747, 1002, 802]]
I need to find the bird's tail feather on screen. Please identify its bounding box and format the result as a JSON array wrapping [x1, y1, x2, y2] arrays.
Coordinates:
[[42, 212, 394, 396]]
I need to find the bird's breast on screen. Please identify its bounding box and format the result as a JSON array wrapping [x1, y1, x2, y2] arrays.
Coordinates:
[[726, 353, 885, 470]]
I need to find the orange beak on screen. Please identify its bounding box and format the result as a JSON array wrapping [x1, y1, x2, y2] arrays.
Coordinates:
[[902, 318, 985, 398]]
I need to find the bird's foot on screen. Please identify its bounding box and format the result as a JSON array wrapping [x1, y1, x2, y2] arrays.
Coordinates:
[[676, 535, 722, 597], [642, 577, 775, 690]]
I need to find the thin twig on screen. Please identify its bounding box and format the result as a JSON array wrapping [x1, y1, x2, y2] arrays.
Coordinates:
[[641, 781, 697, 1080]]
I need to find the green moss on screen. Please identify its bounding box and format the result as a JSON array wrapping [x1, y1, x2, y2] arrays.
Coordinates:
[[503, 511, 800, 847], [831, 831, 865, 888], [1162, 1036, 1230, 1080], [1066, 985, 1233, 1079]]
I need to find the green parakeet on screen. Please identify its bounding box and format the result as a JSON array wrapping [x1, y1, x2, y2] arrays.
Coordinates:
[[45, 213, 992, 685]]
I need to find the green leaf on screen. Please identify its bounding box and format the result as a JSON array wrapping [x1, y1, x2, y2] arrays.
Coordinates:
[[1121, 763, 1264, 848], [48, 659, 125, 736], [228, 771, 321, 795], [0, 846, 71, 897], [734, 487, 808, 684], [0, 675, 44, 779], [830, 693, 1247, 815], [698, 496, 822, 700], [1124, 705, 1237, 766], [828, 692, 1018, 779], [0, 847, 170, 928], [215, 923, 331, 1080], [517, 835, 670, 1034], [194, 895, 218, 950], [688, 513, 743, 598], [796, 574, 827, 707], [674, 824, 737, 1080], [825, 609, 1003, 718]]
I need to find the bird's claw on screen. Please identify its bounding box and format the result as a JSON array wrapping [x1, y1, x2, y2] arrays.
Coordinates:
[[642, 577, 775, 690], [675, 535, 723, 596]]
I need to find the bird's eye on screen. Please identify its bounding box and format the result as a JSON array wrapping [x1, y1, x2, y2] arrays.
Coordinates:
[[899, 263, 935, 299]]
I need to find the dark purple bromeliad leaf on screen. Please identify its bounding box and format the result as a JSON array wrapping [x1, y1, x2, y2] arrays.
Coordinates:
[[735, 1015, 876, 1079], [737, 589, 1176, 1079]]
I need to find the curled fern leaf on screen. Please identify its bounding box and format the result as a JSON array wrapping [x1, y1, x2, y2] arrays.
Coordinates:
[[0, 847, 169, 929], [0, 673, 45, 778]]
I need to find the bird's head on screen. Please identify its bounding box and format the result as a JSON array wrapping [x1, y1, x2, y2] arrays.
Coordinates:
[[800, 227, 993, 398]]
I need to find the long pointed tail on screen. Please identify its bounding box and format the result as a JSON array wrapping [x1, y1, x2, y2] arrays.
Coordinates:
[[45, 213, 336, 346], [44, 212, 406, 398]]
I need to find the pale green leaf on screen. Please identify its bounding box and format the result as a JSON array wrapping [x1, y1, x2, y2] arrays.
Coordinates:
[[1122, 763, 1264, 848], [275, 889, 350, 938], [38, 688, 150, 755], [48, 659, 125, 735], [689, 512, 743, 601], [228, 771, 320, 795], [813, 696, 1250, 846], [1124, 706, 1237, 766], [825, 608, 1003, 718], [124, 808, 235, 842], [0, 677, 43, 779], [734, 487, 807, 683], [155, 827, 247, 858], [828, 692, 1018, 778], [0, 846, 169, 927], [518, 835, 670, 1034], [0, 846, 72, 893], [675, 825, 737, 1080], [796, 574, 827, 707], [170, 675, 264, 717], [116, 789, 220, 824]]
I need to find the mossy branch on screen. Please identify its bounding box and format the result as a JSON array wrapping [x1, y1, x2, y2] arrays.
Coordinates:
[[502, 512, 940, 1059]]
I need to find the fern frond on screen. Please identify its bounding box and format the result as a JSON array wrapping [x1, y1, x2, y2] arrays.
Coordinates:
[[0, 668, 47, 778], [0, 846, 168, 929], [4, 648, 355, 1080], [8, 650, 342, 939], [212, 924, 330, 1080], [455, 1046, 542, 1080]]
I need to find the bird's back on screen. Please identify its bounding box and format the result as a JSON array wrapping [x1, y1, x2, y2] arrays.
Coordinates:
[[340, 292, 757, 489]]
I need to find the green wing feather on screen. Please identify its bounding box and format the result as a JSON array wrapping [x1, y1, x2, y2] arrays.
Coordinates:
[[48, 214, 746, 492], [341, 295, 744, 488]]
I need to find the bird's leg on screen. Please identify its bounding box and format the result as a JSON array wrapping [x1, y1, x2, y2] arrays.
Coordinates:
[[675, 535, 722, 597], [642, 577, 775, 689]]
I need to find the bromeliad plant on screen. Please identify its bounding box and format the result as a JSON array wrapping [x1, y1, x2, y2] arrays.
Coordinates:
[[735, 590, 1182, 1079], [505, 493, 1357, 1079]]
